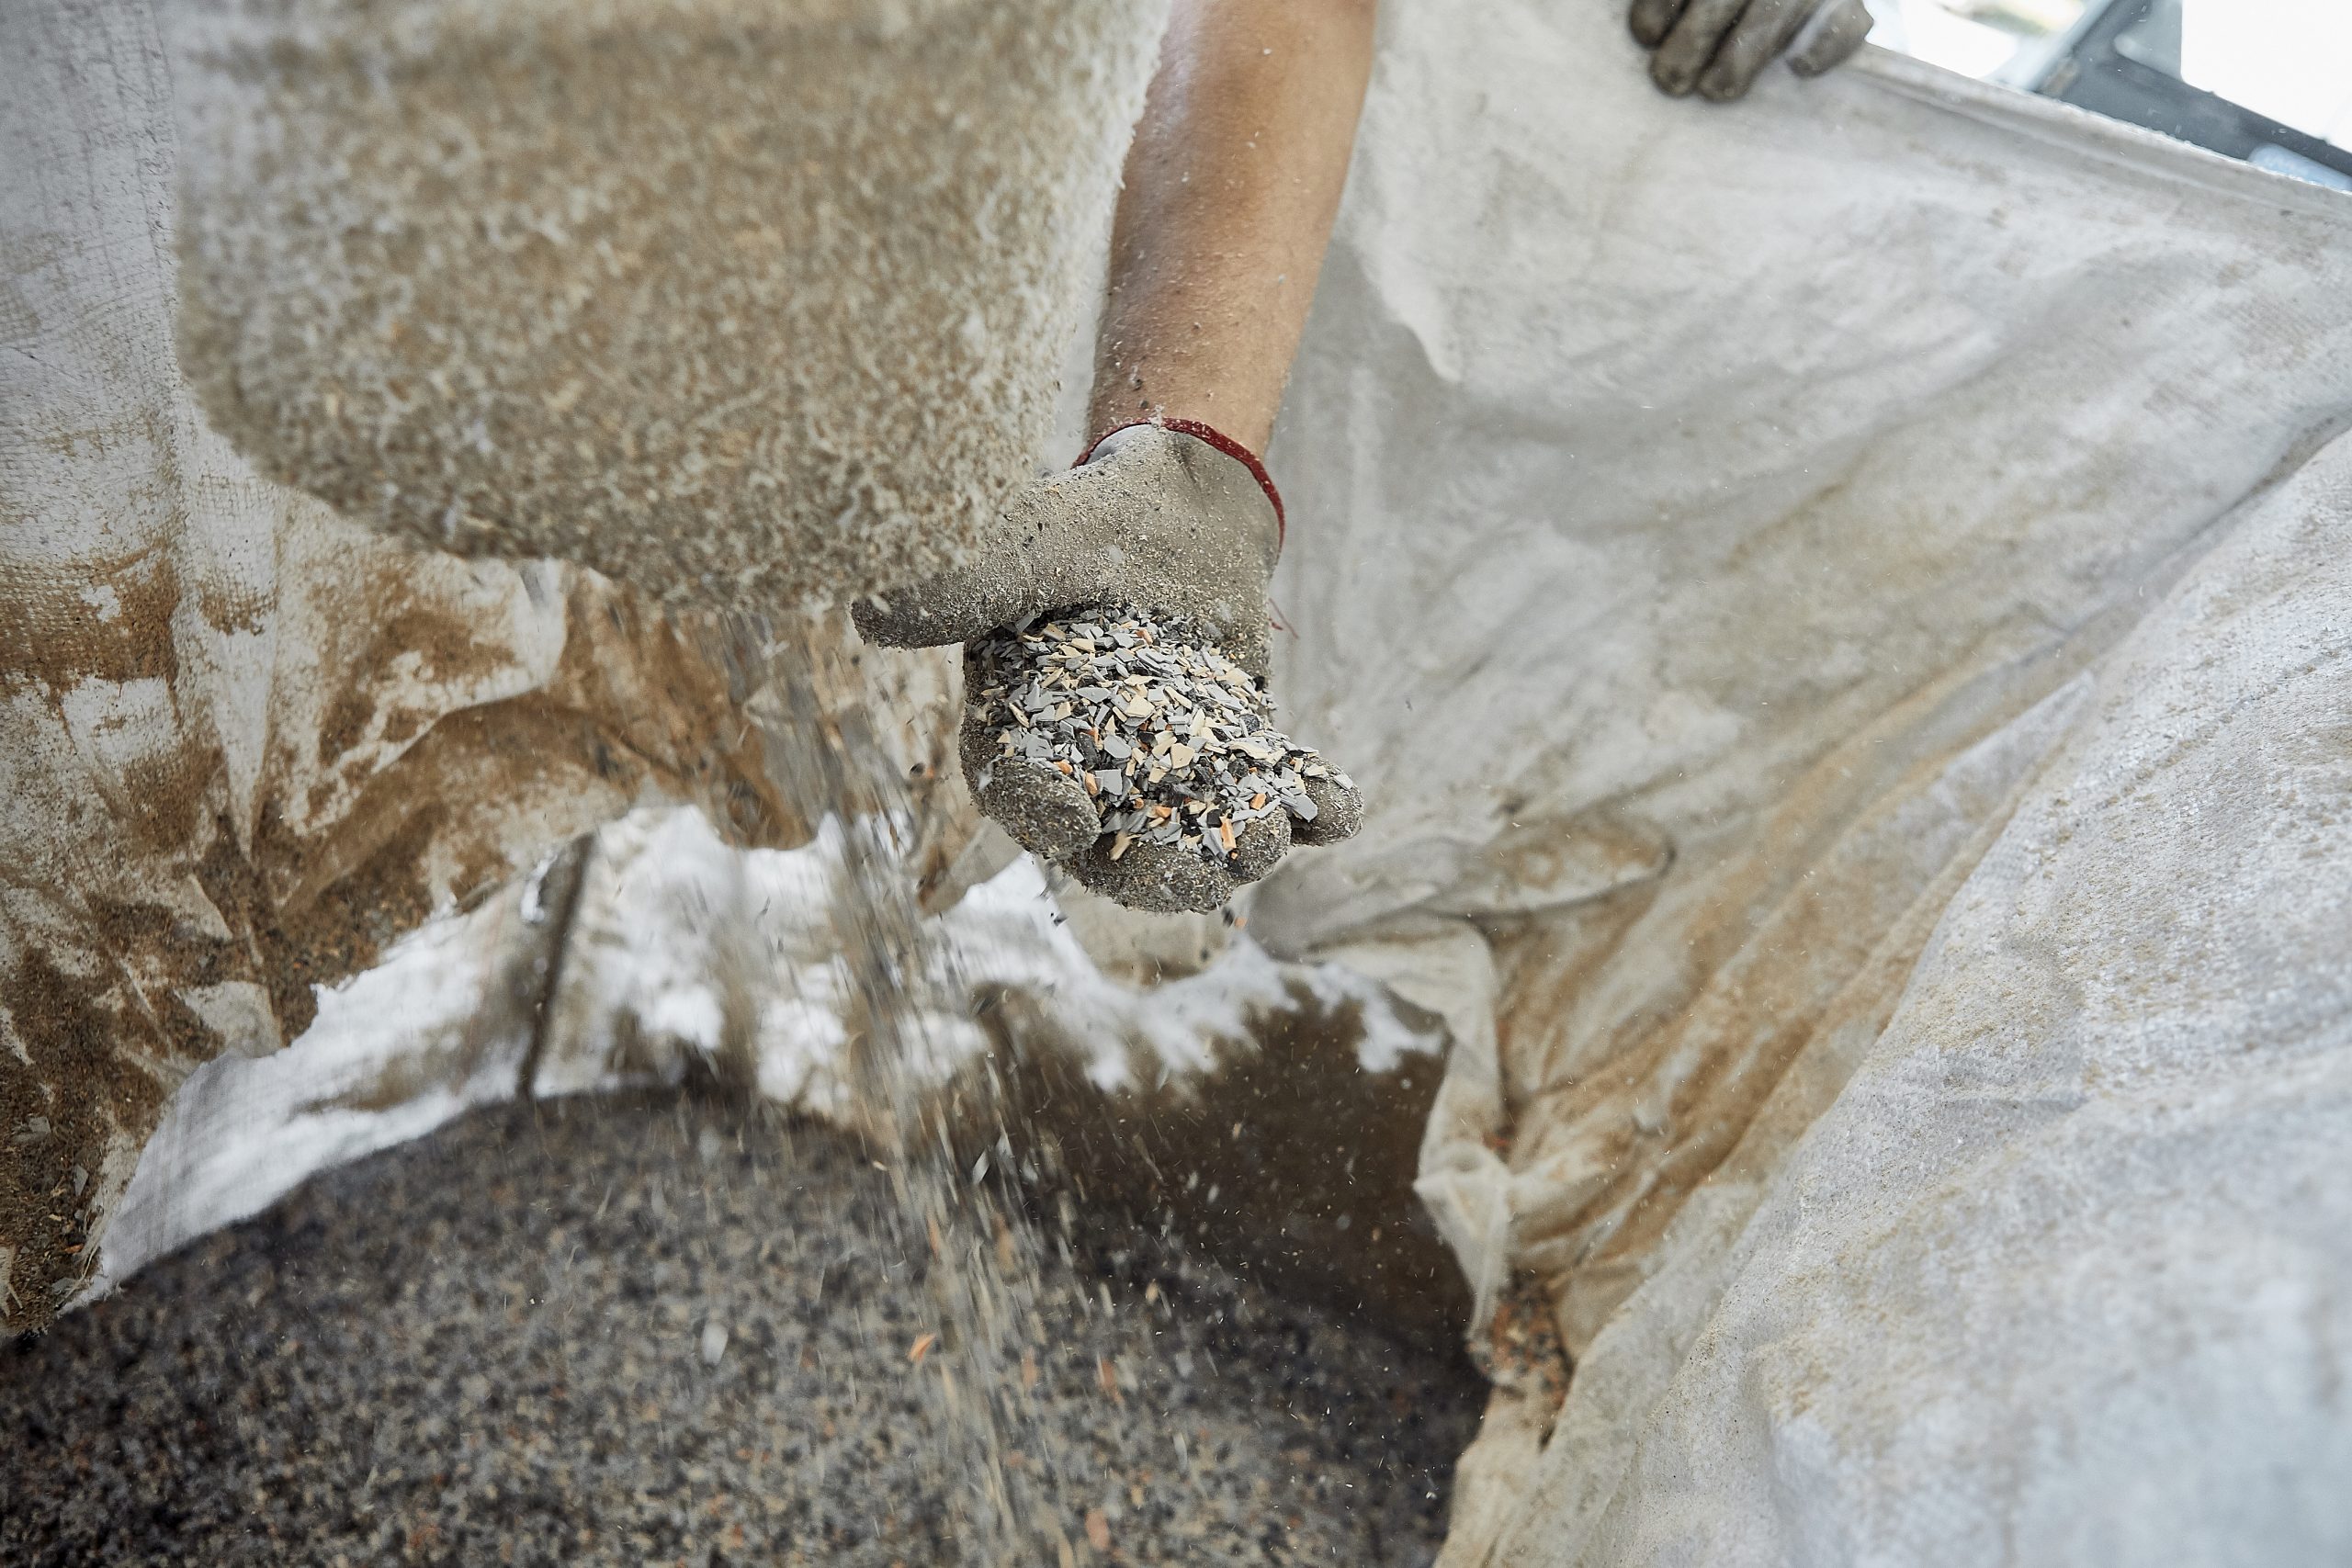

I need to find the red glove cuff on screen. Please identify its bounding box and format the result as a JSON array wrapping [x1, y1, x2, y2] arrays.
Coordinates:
[[1079, 417, 1285, 549]]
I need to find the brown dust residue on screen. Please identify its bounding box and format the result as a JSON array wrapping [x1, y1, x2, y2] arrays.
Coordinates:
[[5, 560, 811, 1334], [953, 978, 1471, 1354]]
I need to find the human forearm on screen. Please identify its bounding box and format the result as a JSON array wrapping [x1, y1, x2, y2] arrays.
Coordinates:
[[1088, 0, 1376, 454]]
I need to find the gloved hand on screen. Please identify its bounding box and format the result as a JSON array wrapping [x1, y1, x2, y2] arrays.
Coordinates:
[[854, 422, 1362, 913], [1629, 0, 1874, 100]]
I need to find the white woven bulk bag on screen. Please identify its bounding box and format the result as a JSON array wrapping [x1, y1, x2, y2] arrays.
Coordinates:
[[168, 0, 1163, 615]]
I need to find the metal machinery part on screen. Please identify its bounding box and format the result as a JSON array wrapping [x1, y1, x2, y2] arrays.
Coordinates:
[[2012, 0, 2352, 189]]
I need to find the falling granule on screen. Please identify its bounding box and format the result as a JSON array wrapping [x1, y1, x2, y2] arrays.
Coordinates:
[[970, 605, 1352, 866]]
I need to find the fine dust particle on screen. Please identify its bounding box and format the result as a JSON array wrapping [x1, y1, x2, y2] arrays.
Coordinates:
[[166, 0, 1162, 616], [700, 1318, 729, 1367], [0, 1096, 1484, 1566], [1085, 1507, 1111, 1551]]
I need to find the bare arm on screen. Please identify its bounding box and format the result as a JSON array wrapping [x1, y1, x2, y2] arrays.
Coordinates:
[[862, 3, 1376, 911], [1087, 0, 1377, 455]]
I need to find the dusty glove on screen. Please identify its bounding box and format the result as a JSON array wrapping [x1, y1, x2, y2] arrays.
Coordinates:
[[1629, 0, 1874, 100], [854, 423, 1361, 913]]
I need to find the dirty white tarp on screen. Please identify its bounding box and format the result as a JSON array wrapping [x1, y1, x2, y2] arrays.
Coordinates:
[[14, 0, 2352, 1560], [95, 807, 1453, 1308], [0, 0, 796, 1327], [1500, 396, 2352, 1568]]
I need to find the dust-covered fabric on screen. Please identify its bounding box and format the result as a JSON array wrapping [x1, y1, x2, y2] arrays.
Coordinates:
[[1229, 2, 2352, 1562], [0, 1, 801, 1332], [1496, 412, 2352, 1568], [168, 0, 1164, 616]]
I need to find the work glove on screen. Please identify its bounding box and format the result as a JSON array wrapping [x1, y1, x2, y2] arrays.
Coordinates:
[[1629, 0, 1874, 100], [854, 423, 1362, 913]]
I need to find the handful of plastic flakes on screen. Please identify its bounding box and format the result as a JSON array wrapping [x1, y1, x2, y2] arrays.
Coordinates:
[[970, 607, 1351, 869]]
